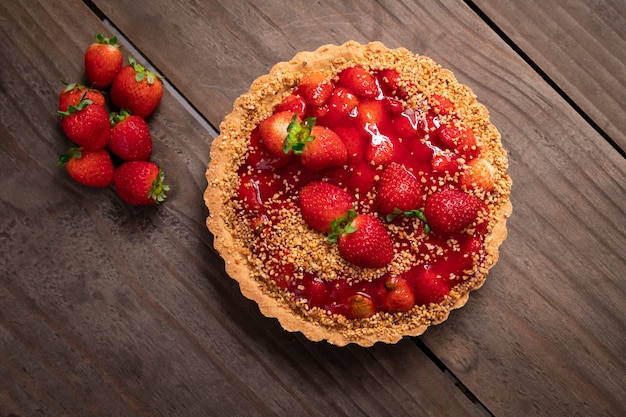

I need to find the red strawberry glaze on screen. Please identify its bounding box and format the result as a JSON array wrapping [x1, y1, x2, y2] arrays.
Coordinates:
[[235, 66, 492, 319]]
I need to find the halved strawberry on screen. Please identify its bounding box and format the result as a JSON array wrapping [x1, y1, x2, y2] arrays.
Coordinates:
[[375, 162, 423, 216], [298, 180, 354, 233], [325, 87, 359, 125], [275, 93, 307, 118], [348, 293, 376, 319], [423, 189, 484, 235], [460, 158, 496, 193], [437, 122, 479, 160], [333, 126, 365, 164], [258, 110, 300, 157], [382, 275, 415, 312], [409, 267, 451, 306], [330, 210, 393, 268], [338, 66, 380, 98], [298, 71, 333, 106], [428, 94, 455, 116], [377, 69, 409, 99], [431, 149, 461, 174]]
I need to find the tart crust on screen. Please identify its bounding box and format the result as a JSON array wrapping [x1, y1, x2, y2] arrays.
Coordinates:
[[204, 41, 512, 346]]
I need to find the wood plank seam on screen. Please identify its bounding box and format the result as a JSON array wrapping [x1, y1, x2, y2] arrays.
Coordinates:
[[463, 0, 626, 160]]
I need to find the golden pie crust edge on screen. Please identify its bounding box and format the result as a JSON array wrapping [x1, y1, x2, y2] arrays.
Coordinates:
[[204, 41, 512, 347]]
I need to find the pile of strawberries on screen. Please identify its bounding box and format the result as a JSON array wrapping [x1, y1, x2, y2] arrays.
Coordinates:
[[57, 33, 169, 206]]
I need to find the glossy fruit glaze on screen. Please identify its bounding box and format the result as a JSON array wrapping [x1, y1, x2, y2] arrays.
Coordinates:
[[234, 65, 491, 320]]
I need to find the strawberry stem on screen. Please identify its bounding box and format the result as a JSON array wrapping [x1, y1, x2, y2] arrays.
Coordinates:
[[128, 56, 164, 84], [148, 168, 170, 204], [283, 115, 316, 154], [328, 209, 358, 242], [386, 208, 431, 233]]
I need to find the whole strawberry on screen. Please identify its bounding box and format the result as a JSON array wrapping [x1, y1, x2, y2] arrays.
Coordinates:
[[110, 56, 163, 118], [299, 180, 354, 233], [258, 111, 300, 157], [375, 162, 423, 216], [297, 71, 333, 106], [84, 33, 123, 89], [58, 147, 114, 187], [423, 189, 484, 235], [113, 161, 169, 206], [109, 110, 153, 161], [283, 118, 347, 171], [58, 98, 111, 150], [330, 210, 393, 268], [59, 83, 105, 112]]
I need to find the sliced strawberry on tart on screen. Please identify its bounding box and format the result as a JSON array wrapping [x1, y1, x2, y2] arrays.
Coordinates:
[[205, 41, 512, 346]]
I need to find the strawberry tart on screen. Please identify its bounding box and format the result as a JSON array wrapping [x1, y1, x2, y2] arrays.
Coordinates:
[[205, 41, 512, 346]]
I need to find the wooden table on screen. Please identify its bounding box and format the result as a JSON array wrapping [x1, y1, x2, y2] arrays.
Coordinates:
[[1, 0, 624, 415]]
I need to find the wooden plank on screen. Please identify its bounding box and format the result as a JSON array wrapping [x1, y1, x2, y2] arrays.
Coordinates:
[[89, 0, 626, 416], [471, 0, 626, 151], [0, 0, 486, 416]]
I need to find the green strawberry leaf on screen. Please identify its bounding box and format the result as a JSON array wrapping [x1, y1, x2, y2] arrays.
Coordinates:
[[283, 115, 316, 154], [328, 209, 358, 243], [386, 207, 430, 233]]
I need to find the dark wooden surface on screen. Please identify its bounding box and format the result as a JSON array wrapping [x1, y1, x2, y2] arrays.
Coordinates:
[[1, 0, 624, 416]]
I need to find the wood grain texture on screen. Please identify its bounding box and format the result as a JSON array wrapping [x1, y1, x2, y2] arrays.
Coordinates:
[[0, 0, 488, 416], [472, 0, 626, 151], [88, 0, 626, 415]]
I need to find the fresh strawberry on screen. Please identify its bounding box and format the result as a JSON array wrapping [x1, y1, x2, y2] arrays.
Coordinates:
[[437, 122, 479, 159], [348, 293, 376, 318], [58, 98, 111, 150], [58, 83, 105, 112], [298, 180, 354, 233], [274, 93, 307, 118], [300, 125, 347, 171], [382, 275, 415, 312], [431, 149, 461, 174], [409, 267, 451, 306], [84, 33, 123, 89], [325, 87, 359, 125], [460, 158, 496, 193], [113, 161, 169, 205], [338, 66, 379, 98], [423, 189, 483, 235], [110, 56, 163, 118], [109, 110, 152, 161], [375, 162, 423, 216], [330, 210, 393, 268], [333, 126, 365, 164], [297, 71, 333, 106], [377, 69, 408, 99], [58, 147, 114, 187], [392, 110, 424, 140], [258, 111, 300, 157], [428, 94, 455, 116]]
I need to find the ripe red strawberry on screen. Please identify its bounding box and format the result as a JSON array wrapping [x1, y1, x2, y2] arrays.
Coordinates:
[[338, 66, 379, 98], [333, 126, 365, 163], [377, 69, 408, 99], [58, 83, 105, 112], [431, 149, 461, 174], [258, 111, 300, 157], [382, 275, 415, 312], [84, 33, 123, 89], [297, 71, 333, 106], [410, 267, 451, 306], [113, 161, 169, 206], [365, 130, 395, 166], [460, 158, 496, 193], [58, 148, 114, 187], [109, 110, 153, 161], [437, 122, 479, 159], [274, 93, 307, 118], [356, 99, 388, 131], [58, 98, 111, 150], [110, 56, 163, 118], [375, 162, 423, 216], [331, 211, 393, 268], [298, 180, 354, 233], [423, 189, 483, 235], [428, 94, 455, 116], [300, 125, 348, 171], [326, 87, 359, 125]]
